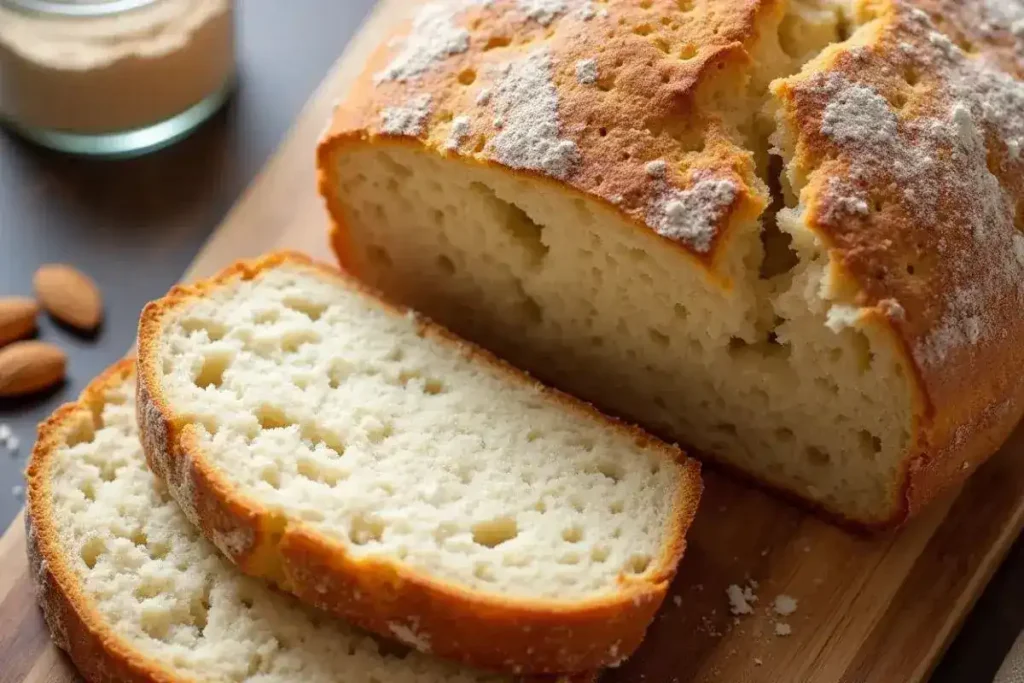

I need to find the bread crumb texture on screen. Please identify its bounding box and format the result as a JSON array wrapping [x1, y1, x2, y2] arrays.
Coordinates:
[[323, 0, 1024, 525], [153, 262, 685, 599], [36, 368, 508, 682]]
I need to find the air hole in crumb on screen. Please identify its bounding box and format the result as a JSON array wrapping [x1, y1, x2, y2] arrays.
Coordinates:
[[558, 552, 581, 565], [591, 545, 610, 563], [196, 352, 231, 389], [859, 430, 883, 459], [328, 359, 353, 389], [457, 68, 477, 85], [260, 467, 281, 489], [367, 245, 392, 268], [471, 517, 518, 548], [627, 554, 652, 574], [519, 295, 543, 325], [350, 514, 385, 545], [533, 499, 547, 513], [423, 378, 445, 395], [81, 537, 106, 569], [366, 421, 394, 444], [649, 328, 670, 347], [526, 429, 542, 442], [283, 297, 327, 321], [436, 255, 456, 275], [474, 563, 497, 582], [181, 318, 226, 341], [282, 330, 321, 353], [81, 480, 96, 501], [562, 526, 583, 543], [599, 127, 608, 137], [806, 446, 830, 466], [679, 43, 698, 60], [593, 461, 625, 483], [256, 404, 291, 431], [254, 308, 279, 325], [610, 500, 625, 514]]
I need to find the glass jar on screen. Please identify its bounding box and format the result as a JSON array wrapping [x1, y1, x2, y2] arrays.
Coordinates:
[[0, 0, 235, 157]]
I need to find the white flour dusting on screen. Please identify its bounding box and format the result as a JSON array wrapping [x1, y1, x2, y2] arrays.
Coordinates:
[[380, 94, 432, 136], [517, 0, 567, 25], [803, 10, 1024, 367], [446, 115, 472, 149], [575, 57, 598, 85], [651, 175, 737, 253], [486, 49, 580, 178], [374, 2, 478, 83]]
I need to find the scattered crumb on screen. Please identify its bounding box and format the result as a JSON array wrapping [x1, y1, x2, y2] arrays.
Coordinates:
[[727, 582, 758, 616], [11, 485, 24, 499], [673, 595, 682, 607], [8, 435, 19, 452], [774, 622, 792, 637], [773, 594, 798, 616], [693, 583, 704, 592], [575, 58, 598, 85], [754, 658, 763, 666], [803, 545, 812, 553], [0, 424, 10, 441], [961, 461, 970, 471], [761, 547, 770, 556], [749, 579, 759, 589]]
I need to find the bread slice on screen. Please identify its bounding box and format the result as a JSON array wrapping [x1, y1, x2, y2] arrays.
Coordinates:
[[317, 0, 1024, 528], [27, 360, 588, 683], [135, 252, 701, 674]]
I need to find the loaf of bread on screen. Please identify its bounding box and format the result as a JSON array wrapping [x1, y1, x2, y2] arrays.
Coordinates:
[[26, 360, 577, 683], [135, 252, 701, 673], [318, 0, 1024, 527]]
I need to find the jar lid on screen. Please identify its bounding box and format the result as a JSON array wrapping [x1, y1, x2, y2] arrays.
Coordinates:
[[1, 0, 160, 17]]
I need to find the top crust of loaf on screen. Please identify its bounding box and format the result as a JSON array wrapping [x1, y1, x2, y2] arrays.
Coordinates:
[[135, 251, 701, 674], [24, 359, 595, 683], [319, 0, 1024, 526], [322, 0, 773, 268]]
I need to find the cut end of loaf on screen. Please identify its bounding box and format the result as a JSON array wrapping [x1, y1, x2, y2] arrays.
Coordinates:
[[325, 139, 913, 526]]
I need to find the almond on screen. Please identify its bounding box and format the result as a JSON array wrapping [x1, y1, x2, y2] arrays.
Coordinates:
[[0, 341, 66, 397], [34, 264, 103, 332], [0, 296, 38, 346]]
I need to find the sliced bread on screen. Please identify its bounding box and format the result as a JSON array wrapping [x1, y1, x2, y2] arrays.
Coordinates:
[[27, 360, 574, 683], [317, 0, 1024, 528], [135, 252, 701, 674]]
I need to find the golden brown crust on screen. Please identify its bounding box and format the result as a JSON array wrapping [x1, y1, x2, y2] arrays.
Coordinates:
[[27, 358, 601, 683], [771, 0, 1024, 526], [319, 0, 1024, 529], [135, 250, 703, 674], [318, 0, 776, 272]]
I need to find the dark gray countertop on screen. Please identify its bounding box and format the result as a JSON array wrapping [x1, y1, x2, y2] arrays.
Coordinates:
[[0, 2, 1019, 680]]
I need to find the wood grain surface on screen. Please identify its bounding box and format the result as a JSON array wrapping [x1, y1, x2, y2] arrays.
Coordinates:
[[1, 1, 1022, 682]]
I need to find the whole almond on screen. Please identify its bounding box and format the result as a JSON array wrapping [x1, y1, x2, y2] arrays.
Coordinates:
[[34, 264, 103, 332], [0, 341, 66, 397], [0, 296, 38, 346]]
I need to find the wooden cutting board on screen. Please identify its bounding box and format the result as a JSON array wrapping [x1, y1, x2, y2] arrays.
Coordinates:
[[2, 2, 1023, 682]]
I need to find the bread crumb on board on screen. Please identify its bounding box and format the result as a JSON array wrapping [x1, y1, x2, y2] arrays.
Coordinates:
[[773, 594, 798, 616], [727, 583, 758, 615], [775, 622, 792, 637]]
